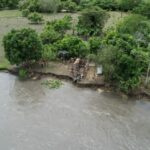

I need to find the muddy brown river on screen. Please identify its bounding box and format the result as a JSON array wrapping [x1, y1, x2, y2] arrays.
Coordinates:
[[0, 72, 150, 150]]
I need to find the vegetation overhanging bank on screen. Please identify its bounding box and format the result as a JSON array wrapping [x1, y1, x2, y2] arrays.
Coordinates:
[[1, 67, 150, 99], [0, 0, 150, 98]]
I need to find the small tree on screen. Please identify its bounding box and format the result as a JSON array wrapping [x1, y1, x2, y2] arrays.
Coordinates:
[[94, 0, 119, 11], [77, 6, 109, 37], [100, 31, 150, 93], [3, 28, 43, 65], [39, 0, 61, 13], [22, 9, 30, 17], [61, 0, 77, 12], [88, 36, 102, 54], [47, 15, 72, 34], [40, 15, 72, 44], [55, 35, 89, 58], [117, 14, 150, 48], [119, 0, 142, 11], [40, 26, 62, 44], [0, 0, 20, 9], [28, 12, 44, 24], [133, 2, 150, 19]]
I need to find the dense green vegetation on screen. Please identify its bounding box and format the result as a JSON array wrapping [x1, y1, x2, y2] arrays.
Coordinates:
[[0, 0, 20, 9], [41, 79, 63, 89], [1, 0, 150, 94], [55, 35, 89, 57], [3, 28, 42, 65], [27, 12, 44, 24], [77, 6, 109, 37], [133, 2, 150, 19]]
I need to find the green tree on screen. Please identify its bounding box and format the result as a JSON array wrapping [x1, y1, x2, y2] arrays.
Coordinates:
[[3, 28, 43, 65], [117, 14, 150, 48], [28, 12, 44, 24], [93, 0, 119, 11], [77, 6, 109, 37], [119, 0, 142, 11], [133, 2, 150, 19], [88, 36, 101, 54], [100, 31, 150, 93]]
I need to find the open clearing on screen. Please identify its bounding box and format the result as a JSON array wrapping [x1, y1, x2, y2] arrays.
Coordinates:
[[0, 10, 128, 68]]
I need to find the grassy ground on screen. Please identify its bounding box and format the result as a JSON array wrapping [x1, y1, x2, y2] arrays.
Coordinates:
[[0, 10, 128, 69]]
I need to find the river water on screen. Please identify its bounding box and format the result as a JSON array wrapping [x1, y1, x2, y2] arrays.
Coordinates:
[[0, 72, 150, 150]]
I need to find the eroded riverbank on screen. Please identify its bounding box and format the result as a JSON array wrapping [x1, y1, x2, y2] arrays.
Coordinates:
[[0, 72, 150, 150]]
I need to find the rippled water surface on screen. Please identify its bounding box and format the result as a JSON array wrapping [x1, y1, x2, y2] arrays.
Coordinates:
[[0, 73, 150, 150]]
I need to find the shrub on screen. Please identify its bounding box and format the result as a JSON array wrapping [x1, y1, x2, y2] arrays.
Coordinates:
[[118, 0, 142, 11], [42, 45, 57, 61], [93, 0, 119, 11], [3, 28, 43, 65], [39, 0, 61, 13], [19, 68, 28, 79], [28, 12, 44, 24], [41, 26, 62, 44], [72, 0, 80, 4], [6, 0, 20, 9], [55, 35, 89, 57], [86, 53, 97, 62], [61, 0, 77, 12], [79, 0, 94, 9], [46, 15, 72, 34], [40, 16, 72, 45], [0, 0, 20, 9], [89, 36, 101, 53], [22, 9, 30, 17], [96, 46, 117, 81], [105, 31, 138, 53], [18, 0, 29, 10], [133, 2, 150, 19], [117, 14, 150, 48], [19, 0, 40, 12], [0, 0, 5, 9], [77, 6, 109, 37], [19, 0, 61, 13], [27, 0, 40, 12], [100, 31, 150, 93]]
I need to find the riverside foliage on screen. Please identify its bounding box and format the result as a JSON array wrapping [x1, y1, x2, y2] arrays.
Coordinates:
[[2, 0, 150, 94]]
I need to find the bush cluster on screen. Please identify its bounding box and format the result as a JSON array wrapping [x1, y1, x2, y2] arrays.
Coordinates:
[[79, 0, 144, 12], [0, 0, 20, 9], [39, 15, 88, 60], [117, 14, 150, 48], [60, 0, 78, 12], [88, 37, 102, 54], [19, 0, 40, 12], [28, 12, 44, 24], [93, 0, 119, 11], [39, 0, 61, 13], [42, 45, 57, 61], [55, 35, 89, 57], [19, 0, 77, 13], [98, 15, 150, 93], [41, 27, 62, 45], [77, 6, 109, 37], [118, 0, 142, 12], [133, 2, 150, 19], [40, 15, 72, 45]]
